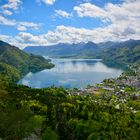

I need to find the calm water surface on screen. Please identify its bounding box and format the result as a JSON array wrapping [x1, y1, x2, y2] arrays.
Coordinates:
[[18, 59, 123, 88]]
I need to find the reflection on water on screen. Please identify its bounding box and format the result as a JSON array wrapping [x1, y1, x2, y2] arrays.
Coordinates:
[[18, 59, 123, 88]]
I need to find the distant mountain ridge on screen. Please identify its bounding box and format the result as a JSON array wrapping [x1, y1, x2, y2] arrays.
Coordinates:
[[24, 41, 100, 58], [24, 39, 140, 65]]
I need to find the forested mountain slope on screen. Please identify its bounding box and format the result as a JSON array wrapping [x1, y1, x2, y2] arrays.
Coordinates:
[[24, 42, 100, 58], [100, 40, 140, 65], [24, 40, 140, 63], [0, 40, 54, 81], [0, 40, 140, 140]]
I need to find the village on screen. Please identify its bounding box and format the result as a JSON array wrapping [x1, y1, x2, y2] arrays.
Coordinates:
[[67, 63, 140, 103]]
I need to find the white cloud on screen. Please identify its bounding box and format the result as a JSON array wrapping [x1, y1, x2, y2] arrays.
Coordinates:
[[55, 9, 72, 18], [1, 21, 140, 49], [2, 0, 22, 10], [0, 32, 47, 49], [0, 34, 12, 41], [44, 25, 118, 44], [0, 0, 40, 31], [38, 0, 56, 5], [17, 22, 40, 31], [0, 15, 16, 26], [19, 22, 40, 29], [1, 0, 22, 15], [17, 25, 27, 31], [3, 10, 13, 15], [0, 12, 40, 31], [74, 1, 140, 22], [74, 3, 107, 19], [17, 32, 48, 46], [73, 1, 140, 40], [0, 14, 40, 31], [0, 0, 140, 49], [13, 25, 131, 48], [0, 34, 24, 48]]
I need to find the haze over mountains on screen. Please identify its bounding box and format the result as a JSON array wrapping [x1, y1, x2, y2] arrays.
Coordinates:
[[24, 41, 98, 58]]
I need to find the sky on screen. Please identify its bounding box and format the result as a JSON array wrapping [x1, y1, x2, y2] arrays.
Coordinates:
[[0, 0, 140, 49]]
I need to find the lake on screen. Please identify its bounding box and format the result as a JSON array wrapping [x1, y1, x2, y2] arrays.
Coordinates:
[[18, 59, 123, 88]]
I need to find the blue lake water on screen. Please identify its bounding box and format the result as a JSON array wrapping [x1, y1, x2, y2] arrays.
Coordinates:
[[18, 59, 123, 88]]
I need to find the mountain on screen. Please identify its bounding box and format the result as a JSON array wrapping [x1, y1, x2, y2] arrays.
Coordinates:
[[97, 41, 119, 49], [100, 39, 140, 65], [0, 40, 54, 81], [24, 39, 140, 64], [24, 42, 100, 58]]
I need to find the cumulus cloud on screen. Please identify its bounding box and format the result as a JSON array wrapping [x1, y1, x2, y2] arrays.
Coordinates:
[[2, 18, 140, 48], [10, 25, 134, 48], [17, 32, 48, 46], [1, 20, 140, 49], [0, 32, 47, 49], [74, 3, 107, 19], [17, 25, 27, 31], [17, 22, 40, 31], [0, 34, 24, 48], [0, 0, 41, 30], [74, 1, 140, 23], [0, 15, 16, 25], [1, 0, 22, 15], [73, 1, 140, 40], [2, 0, 22, 10], [43, 25, 130, 44], [0, 0, 140, 49], [3, 10, 13, 15], [38, 0, 56, 5], [55, 10, 72, 18], [0, 14, 40, 31]]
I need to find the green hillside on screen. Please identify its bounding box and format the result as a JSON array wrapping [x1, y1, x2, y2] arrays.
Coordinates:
[[101, 40, 140, 65], [0, 62, 20, 82], [24, 40, 140, 64], [0, 40, 54, 81], [0, 40, 140, 139]]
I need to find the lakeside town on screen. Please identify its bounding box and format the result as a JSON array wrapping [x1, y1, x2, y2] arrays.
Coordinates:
[[67, 62, 140, 102]]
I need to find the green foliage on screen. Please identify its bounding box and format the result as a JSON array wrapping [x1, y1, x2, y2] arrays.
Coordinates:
[[0, 74, 140, 139], [0, 40, 140, 139], [0, 110, 34, 139], [102, 44, 140, 65], [42, 127, 59, 140], [0, 40, 54, 79], [0, 62, 20, 82]]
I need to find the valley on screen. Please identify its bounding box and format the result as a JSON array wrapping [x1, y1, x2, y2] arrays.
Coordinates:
[[0, 39, 140, 139], [24, 39, 140, 66], [0, 0, 140, 139]]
